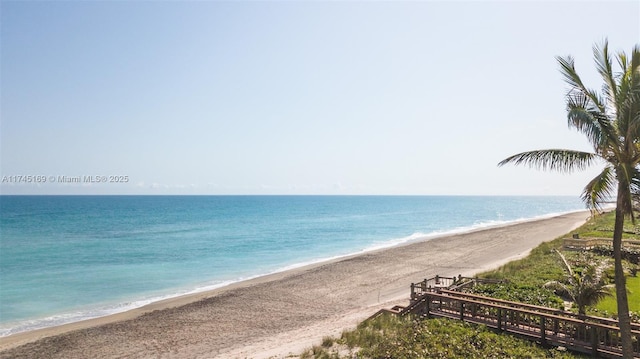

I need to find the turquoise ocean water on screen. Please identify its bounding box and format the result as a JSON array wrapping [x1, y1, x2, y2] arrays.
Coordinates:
[[0, 195, 585, 336]]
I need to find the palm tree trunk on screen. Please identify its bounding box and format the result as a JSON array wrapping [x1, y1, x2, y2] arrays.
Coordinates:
[[613, 186, 633, 358], [578, 305, 586, 317]]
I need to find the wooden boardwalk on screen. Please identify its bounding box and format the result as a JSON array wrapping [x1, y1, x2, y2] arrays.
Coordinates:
[[380, 276, 640, 358], [563, 236, 640, 251]]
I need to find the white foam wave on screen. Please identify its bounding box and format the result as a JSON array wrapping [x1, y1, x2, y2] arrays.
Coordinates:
[[0, 280, 238, 338]]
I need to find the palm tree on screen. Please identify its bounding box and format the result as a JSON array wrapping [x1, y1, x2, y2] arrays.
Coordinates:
[[499, 40, 640, 357], [544, 250, 613, 316]]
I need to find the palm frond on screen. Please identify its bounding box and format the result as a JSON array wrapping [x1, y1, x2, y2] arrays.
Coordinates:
[[557, 56, 583, 90], [620, 49, 640, 143], [576, 283, 614, 308], [614, 48, 640, 141], [543, 281, 574, 301], [594, 40, 618, 109], [621, 97, 640, 142], [566, 94, 617, 151], [630, 44, 640, 83], [617, 51, 628, 74], [555, 249, 573, 276], [581, 166, 616, 210], [557, 56, 607, 114], [549, 250, 614, 315], [498, 149, 597, 173]]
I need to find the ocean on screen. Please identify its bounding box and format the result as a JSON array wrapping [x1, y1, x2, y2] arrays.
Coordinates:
[[0, 195, 585, 337]]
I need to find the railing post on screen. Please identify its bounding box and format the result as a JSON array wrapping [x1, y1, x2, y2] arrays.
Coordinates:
[[410, 283, 415, 301], [540, 316, 546, 345], [460, 302, 465, 321], [590, 326, 598, 357], [497, 308, 502, 331], [425, 295, 430, 319]]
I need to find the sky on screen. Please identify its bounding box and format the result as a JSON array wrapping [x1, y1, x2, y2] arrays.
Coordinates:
[[1, 1, 639, 196]]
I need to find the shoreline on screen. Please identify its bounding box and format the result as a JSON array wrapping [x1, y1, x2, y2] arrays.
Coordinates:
[[0, 210, 583, 340], [0, 208, 587, 339], [0, 210, 590, 358]]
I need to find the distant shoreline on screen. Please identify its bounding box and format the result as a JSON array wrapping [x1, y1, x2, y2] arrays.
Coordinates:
[[0, 210, 590, 358]]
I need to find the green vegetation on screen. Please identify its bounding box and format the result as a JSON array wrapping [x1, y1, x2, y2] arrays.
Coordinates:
[[298, 211, 640, 358], [476, 212, 638, 316], [543, 251, 613, 315], [300, 314, 581, 359], [471, 283, 563, 309], [478, 239, 567, 285], [596, 276, 640, 315], [576, 212, 640, 239], [498, 40, 640, 356]]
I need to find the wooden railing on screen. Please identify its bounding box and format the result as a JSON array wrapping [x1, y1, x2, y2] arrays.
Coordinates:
[[410, 275, 503, 301], [404, 289, 640, 358], [563, 237, 640, 251], [438, 289, 640, 331]]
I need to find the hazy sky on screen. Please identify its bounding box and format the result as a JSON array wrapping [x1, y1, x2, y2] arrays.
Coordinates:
[[1, 1, 639, 195]]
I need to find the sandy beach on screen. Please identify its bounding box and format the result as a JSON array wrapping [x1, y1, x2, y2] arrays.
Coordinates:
[[0, 211, 589, 359]]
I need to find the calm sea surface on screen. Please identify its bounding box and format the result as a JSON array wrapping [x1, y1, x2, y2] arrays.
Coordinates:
[[0, 195, 585, 336]]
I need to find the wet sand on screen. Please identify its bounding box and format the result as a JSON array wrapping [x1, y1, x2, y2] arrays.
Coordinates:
[[0, 211, 589, 359]]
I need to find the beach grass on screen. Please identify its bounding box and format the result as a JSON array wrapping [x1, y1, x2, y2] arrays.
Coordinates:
[[575, 211, 640, 239], [478, 238, 566, 285], [302, 314, 583, 358], [595, 276, 640, 315]]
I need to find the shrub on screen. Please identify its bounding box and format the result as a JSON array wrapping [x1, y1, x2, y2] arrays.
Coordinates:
[[344, 315, 582, 358], [471, 283, 564, 309]]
